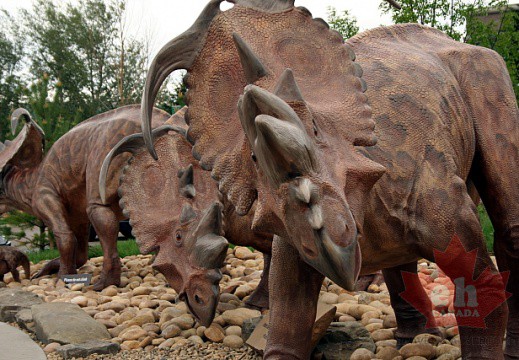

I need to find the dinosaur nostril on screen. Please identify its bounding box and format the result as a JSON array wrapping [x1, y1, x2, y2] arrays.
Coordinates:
[[195, 294, 203, 304], [302, 243, 317, 258]]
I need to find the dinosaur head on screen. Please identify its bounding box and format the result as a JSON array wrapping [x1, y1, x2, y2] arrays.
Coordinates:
[[0, 109, 45, 213], [100, 114, 228, 326], [140, 1, 385, 290]]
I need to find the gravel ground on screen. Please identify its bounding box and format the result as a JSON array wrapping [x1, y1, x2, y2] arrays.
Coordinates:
[[1, 247, 468, 359]]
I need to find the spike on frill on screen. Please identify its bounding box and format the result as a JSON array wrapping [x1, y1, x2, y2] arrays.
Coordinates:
[[232, 33, 268, 84]]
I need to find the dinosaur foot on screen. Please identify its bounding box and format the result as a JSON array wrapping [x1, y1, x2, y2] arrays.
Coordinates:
[[93, 274, 121, 291], [244, 287, 269, 312], [355, 271, 385, 292], [31, 257, 61, 279]]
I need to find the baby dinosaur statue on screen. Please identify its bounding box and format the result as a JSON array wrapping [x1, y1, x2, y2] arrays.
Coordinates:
[[0, 106, 175, 290], [0, 247, 30, 283], [138, 1, 519, 359]]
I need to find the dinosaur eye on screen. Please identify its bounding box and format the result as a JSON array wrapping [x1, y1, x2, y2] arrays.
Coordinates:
[[175, 231, 182, 245], [251, 152, 257, 162]]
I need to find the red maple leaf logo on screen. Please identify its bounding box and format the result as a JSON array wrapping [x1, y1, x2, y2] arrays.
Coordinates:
[[400, 234, 511, 329]]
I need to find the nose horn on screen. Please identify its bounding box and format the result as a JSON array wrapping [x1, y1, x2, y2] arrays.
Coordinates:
[[193, 202, 224, 238]]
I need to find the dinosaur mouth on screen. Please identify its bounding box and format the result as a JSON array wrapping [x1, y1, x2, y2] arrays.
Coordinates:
[[302, 227, 361, 291]]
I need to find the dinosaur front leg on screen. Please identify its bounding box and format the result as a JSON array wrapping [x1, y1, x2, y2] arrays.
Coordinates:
[[245, 253, 270, 311], [383, 261, 441, 348], [264, 236, 323, 360], [87, 204, 121, 291]]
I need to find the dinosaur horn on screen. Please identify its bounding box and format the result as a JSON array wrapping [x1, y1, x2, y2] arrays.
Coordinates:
[[232, 33, 268, 84], [274, 68, 304, 102], [0, 142, 5, 152], [10, 108, 45, 150], [190, 202, 228, 269], [384, 0, 402, 10], [99, 125, 180, 204], [239, 84, 317, 186], [180, 204, 197, 224], [178, 164, 196, 199], [142, 0, 224, 160]]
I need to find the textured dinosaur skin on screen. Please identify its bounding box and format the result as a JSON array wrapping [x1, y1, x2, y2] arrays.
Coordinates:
[[0, 246, 30, 283], [0, 105, 168, 290], [137, 1, 518, 359]]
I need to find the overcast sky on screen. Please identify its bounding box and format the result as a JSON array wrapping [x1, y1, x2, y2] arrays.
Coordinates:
[[2, 0, 394, 57]]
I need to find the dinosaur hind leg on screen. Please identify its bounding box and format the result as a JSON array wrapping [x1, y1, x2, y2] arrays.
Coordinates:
[[87, 204, 121, 291], [471, 146, 519, 359], [452, 46, 519, 359], [416, 175, 507, 360]]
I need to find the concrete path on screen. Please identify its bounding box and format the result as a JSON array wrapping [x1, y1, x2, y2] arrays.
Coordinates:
[[0, 322, 46, 360]]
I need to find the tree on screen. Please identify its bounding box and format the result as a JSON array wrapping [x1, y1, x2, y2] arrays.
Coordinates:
[[379, 0, 518, 100], [0, 10, 26, 141], [0, 211, 54, 251], [327, 7, 360, 40]]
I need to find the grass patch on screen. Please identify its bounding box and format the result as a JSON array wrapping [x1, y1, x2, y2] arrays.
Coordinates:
[[478, 204, 494, 253], [27, 239, 141, 264]]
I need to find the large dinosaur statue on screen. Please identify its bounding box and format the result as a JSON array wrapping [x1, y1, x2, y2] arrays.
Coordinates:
[[138, 1, 518, 359], [0, 106, 175, 290]]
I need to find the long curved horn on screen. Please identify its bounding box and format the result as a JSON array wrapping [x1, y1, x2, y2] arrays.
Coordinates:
[[10, 108, 45, 147], [142, 0, 224, 160], [384, 0, 402, 9], [99, 125, 182, 204]]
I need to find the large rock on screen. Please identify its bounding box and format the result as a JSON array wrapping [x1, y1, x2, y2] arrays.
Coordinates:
[[32, 302, 110, 344], [0, 288, 43, 322], [0, 323, 46, 360], [314, 322, 376, 360], [56, 340, 120, 359]]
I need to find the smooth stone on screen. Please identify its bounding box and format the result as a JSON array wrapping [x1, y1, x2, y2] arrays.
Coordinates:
[[221, 308, 261, 326], [413, 333, 443, 347], [43, 342, 61, 353], [223, 334, 244, 348], [400, 343, 436, 359], [119, 325, 147, 341], [226, 325, 242, 337], [204, 323, 225, 343], [376, 346, 401, 360], [371, 329, 394, 342], [234, 247, 256, 260], [162, 324, 182, 339], [350, 348, 375, 360]]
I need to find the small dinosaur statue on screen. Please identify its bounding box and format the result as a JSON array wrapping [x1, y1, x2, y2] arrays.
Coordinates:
[[0, 246, 30, 283]]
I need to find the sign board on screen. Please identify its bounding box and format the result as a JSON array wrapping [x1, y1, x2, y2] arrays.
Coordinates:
[[60, 274, 92, 286], [246, 301, 336, 353]]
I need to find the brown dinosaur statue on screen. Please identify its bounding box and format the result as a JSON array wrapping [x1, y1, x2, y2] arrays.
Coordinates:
[[101, 114, 272, 315], [138, 1, 518, 359], [0, 247, 30, 283], [0, 106, 175, 290]]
